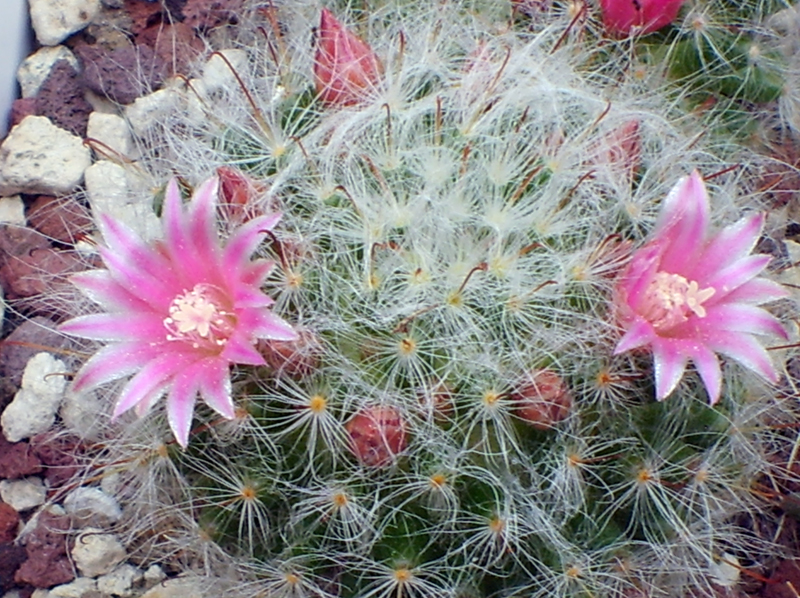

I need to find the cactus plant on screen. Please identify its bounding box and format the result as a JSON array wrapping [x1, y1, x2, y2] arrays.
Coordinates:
[[47, 2, 800, 597]]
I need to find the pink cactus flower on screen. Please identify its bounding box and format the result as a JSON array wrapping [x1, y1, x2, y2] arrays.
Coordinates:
[[600, 0, 685, 36], [613, 171, 788, 404], [313, 8, 383, 107], [61, 177, 297, 447]]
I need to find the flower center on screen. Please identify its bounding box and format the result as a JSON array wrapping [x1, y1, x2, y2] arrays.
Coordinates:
[[163, 284, 235, 350], [639, 272, 715, 331]]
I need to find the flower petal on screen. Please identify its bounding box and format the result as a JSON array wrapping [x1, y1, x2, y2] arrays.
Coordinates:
[[220, 333, 266, 365], [198, 359, 235, 419], [689, 213, 764, 282], [167, 366, 201, 448], [652, 339, 688, 400], [694, 304, 787, 339], [614, 317, 655, 354], [654, 171, 710, 274], [61, 313, 166, 342], [706, 331, 781, 384], [239, 308, 298, 341], [99, 245, 178, 310], [69, 270, 153, 312], [688, 344, 721, 405], [222, 212, 282, 275], [113, 353, 197, 418], [70, 342, 164, 392], [705, 254, 772, 301], [722, 278, 789, 305]]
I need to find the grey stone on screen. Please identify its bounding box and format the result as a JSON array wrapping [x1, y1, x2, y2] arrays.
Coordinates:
[[29, 0, 102, 46], [1, 353, 67, 442], [0, 116, 92, 196]]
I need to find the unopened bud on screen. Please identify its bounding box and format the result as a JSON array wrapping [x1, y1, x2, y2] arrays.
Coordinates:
[[346, 405, 407, 467], [512, 369, 572, 429]]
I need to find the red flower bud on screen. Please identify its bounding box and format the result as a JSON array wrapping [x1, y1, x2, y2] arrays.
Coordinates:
[[511, 369, 572, 430], [345, 405, 407, 467], [600, 0, 685, 36], [216, 166, 266, 223], [314, 8, 383, 107], [258, 326, 322, 379]]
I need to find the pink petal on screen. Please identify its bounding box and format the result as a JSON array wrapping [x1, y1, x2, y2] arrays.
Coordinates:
[[163, 178, 222, 288], [99, 214, 173, 279], [688, 344, 721, 405], [689, 213, 764, 282], [693, 304, 787, 339], [220, 333, 266, 365], [70, 342, 164, 392], [69, 270, 152, 312], [655, 171, 710, 274], [652, 339, 688, 400], [167, 366, 201, 447], [240, 260, 276, 287], [706, 331, 781, 384], [60, 313, 165, 342], [614, 317, 655, 354], [99, 246, 177, 310], [113, 353, 197, 418], [619, 242, 663, 311], [198, 359, 235, 419], [705, 254, 772, 301], [239, 308, 298, 341], [222, 212, 282, 275], [722, 278, 789, 305], [186, 178, 221, 269]]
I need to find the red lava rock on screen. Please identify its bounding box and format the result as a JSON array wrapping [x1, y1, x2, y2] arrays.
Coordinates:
[[0, 436, 43, 481], [0, 317, 68, 392], [0, 543, 27, 593], [31, 434, 83, 490], [14, 512, 74, 588], [137, 22, 204, 75], [181, 0, 244, 29], [0, 248, 86, 301], [77, 42, 169, 104], [126, 0, 172, 35], [35, 60, 93, 137], [27, 195, 93, 245], [0, 502, 21, 544], [9, 97, 38, 128]]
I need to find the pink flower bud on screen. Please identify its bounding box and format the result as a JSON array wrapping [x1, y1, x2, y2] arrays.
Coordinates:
[[600, 0, 685, 36], [345, 405, 407, 467], [511, 369, 572, 430], [314, 8, 383, 107]]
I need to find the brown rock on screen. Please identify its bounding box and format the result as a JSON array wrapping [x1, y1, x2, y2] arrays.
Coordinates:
[[27, 195, 93, 245], [0, 225, 52, 266], [137, 22, 204, 75], [35, 60, 93, 137], [14, 511, 74, 588], [0, 248, 86, 301], [0, 502, 21, 543], [0, 543, 27, 593], [32, 433, 83, 489], [181, 0, 244, 30], [0, 436, 43, 481], [0, 317, 68, 391], [10, 97, 39, 128], [77, 42, 169, 104]]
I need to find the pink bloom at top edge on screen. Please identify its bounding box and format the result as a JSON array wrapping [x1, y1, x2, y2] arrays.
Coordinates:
[[600, 0, 686, 36], [314, 8, 383, 107], [61, 177, 297, 447], [613, 170, 789, 404]]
